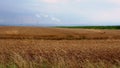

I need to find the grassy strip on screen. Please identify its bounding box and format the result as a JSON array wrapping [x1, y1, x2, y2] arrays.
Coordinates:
[[56, 26, 120, 29]]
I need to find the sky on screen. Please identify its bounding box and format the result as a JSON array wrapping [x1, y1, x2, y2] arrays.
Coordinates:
[[0, 0, 120, 26]]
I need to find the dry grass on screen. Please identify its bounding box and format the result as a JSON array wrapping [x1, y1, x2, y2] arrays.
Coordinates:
[[0, 26, 120, 40], [0, 40, 120, 68], [0, 26, 120, 68]]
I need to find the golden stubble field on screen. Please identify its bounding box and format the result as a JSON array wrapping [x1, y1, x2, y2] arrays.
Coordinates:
[[0, 26, 120, 68]]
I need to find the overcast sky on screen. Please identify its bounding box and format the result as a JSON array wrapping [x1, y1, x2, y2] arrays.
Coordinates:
[[0, 0, 120, 26]]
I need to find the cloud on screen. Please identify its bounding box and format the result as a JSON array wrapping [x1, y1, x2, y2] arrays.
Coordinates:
[[41, 0, 61, 4], [51, 17, 61, 22], [0, 0, 120, 26], [36, 14, 49, 18], [35, 13, 61, 23], [43, 14, 49, 18], [38, 0, 63, 4], [106, 0, 120, 4], [88, 8, 120, 22], [35, 14, 41, 18], [39, 0, 83, 4]]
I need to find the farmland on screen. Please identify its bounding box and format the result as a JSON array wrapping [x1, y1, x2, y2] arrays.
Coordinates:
[[0, 26, 120, 68]]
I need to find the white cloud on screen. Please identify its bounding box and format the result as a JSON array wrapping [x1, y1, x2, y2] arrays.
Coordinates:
[[106, 0, 120, 4], [88, 8, 120, 22], [38, 0, 83, 4], [75, 0, 88, 3], [42, 0, 60, 3], [35, 13, 61, 22], [43, 15, 49, 18], [51, 17, 61, 22], [1, 0, 120, 26], [35, 14, 41, 18], [36, 14, 49, 18]]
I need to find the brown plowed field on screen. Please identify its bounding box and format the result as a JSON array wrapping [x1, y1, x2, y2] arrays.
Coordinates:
[[0, 26, 120, 68]]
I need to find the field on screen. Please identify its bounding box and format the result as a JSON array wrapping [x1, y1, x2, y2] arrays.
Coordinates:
[[0, 26, 120, 68]]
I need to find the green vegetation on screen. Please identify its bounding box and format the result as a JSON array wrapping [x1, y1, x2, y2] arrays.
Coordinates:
[[57, 26, 120, 29]]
